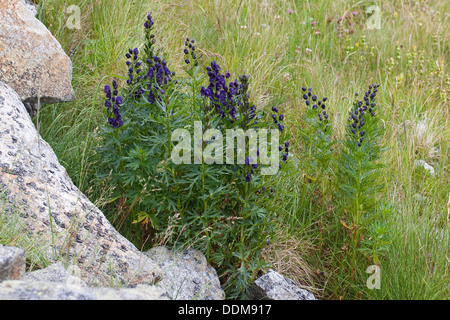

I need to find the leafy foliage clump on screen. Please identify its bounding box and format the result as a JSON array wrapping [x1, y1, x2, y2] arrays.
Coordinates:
[[94, 13, 288, 298]]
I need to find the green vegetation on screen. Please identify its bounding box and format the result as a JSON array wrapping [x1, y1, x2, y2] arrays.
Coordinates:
[[29, 0, 449, 299]]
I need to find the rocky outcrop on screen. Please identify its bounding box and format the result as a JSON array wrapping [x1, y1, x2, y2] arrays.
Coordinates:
[[0, 280, 168, 300], [0, 249, 167, 300], [0, 81, 161, 286], [248, 269, 316, 300], [146, 246, 225, 300], [0, 0, 75, 106], [0, 245, 26, 281]]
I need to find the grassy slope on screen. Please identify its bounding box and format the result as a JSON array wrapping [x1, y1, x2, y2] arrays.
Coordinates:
[[27, 0, 449, 299]]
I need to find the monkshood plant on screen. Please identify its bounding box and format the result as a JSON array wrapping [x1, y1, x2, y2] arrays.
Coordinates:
[[296, 87, 335, 229], [337, 84, 391, 268], [93, 13, 288, 299]]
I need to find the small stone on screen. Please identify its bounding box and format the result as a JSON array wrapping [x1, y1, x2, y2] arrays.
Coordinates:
[[0, 245, 26, 281], [248, 269, 316, 300]]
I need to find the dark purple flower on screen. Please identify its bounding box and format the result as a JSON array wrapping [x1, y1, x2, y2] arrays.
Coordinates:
[[272, 114, 277, 123]]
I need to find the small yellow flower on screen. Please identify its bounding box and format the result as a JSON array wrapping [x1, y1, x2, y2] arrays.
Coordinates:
[[355, 43, 359, 48], [394, 12, 398, 17]]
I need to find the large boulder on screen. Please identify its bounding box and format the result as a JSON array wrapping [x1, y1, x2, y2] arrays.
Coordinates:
[[0, 81, 161, 286], [146, 246, 225, 300], [0, 0, 75, 105]]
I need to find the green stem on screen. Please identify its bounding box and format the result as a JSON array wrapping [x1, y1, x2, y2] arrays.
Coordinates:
[[300, 130, 313, 216], [351, 158, 362, 269]]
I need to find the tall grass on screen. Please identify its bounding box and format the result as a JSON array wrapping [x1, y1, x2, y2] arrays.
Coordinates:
[[33, 0, 449, 299]]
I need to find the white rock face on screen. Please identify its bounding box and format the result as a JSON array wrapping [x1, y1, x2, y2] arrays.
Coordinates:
[[0, 81, 161, 286], [0, 0, 75, 104], [23, 0, 37, 16]]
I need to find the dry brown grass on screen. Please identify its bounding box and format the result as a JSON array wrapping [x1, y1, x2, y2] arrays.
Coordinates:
[[261, 225, 321, 297]]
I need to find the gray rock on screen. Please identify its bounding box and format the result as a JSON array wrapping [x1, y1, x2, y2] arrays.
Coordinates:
[[0, 280, 169, 300], [248, 269, 316, 300], [24, 262, 87, 287], [0, 81, 161, 286], [0, 0, 75, 107], [0, 245, 26, 281], [146, 246, 225, 300]]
